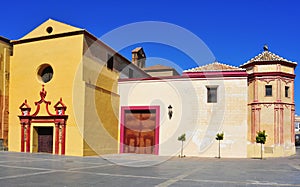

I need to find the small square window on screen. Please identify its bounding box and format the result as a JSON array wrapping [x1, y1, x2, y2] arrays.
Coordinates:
[[265, 85, 272, 96], [207, 86, 218, 103], [285, 86, 289, 97]]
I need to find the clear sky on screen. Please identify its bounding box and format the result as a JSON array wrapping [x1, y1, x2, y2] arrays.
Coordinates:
[[1, 0, 299, 114]]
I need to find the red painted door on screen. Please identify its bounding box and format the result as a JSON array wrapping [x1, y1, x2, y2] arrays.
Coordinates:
[[123, 110, 156, 154], [38, 127, 53, 153]]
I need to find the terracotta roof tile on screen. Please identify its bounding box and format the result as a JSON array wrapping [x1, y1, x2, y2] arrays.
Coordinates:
[[184, 62, 244, 72], [241, 50, 297, 67], [143, 64, 174, 71], [132, 47, 143, 53]]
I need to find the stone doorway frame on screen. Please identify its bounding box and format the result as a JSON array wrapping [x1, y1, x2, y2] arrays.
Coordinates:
[[18, 85, 68, 155], [120, 106, 160, 155]]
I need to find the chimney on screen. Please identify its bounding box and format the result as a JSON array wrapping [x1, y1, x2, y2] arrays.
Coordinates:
[[131, 47, 146, 68]]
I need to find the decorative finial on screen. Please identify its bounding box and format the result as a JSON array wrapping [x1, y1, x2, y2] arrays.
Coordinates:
[[263, 44, 269, 51], [40, 85, 47, 100]]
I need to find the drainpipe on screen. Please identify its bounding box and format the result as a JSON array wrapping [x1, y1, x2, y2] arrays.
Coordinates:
[[1, 48, 7, 143]]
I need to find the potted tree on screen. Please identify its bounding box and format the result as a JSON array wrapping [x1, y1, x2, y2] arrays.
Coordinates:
[[256, 130, 267, 159], [216, 132, 224, 159], [178, 133, 186, 158]]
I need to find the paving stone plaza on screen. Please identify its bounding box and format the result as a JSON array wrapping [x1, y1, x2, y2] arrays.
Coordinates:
[[0, 150, 299, 186]]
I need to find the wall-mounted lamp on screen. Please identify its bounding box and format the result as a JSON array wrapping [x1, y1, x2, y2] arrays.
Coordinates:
[[168, 105, 173, 119]]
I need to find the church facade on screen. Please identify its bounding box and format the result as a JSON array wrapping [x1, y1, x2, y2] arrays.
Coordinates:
[[1, 19, 297, 157], [8, 19, 148, 156]]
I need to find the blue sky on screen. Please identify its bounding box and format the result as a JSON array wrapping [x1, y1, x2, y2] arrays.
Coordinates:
[[1, 0, 299, 114]]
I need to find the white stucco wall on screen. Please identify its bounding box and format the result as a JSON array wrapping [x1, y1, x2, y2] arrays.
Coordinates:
[[119, 76, 248, 158]]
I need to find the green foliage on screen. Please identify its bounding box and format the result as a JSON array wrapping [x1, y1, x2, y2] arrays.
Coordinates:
[[256, 130, 267, 159], [178, 133, 186, 142], [178, 133, 186, 158], [256, 130, 267, 144], [216, 132, 224, 159], [216, 132, 224, 141]]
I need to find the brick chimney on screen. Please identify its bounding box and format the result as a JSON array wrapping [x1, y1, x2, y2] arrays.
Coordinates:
[[131, 47, 146, 68]]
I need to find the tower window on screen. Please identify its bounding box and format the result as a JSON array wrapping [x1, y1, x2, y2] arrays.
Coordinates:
[[265, 85, 272, 96], [285, 86, 290, 97], [207, 86, 218, 103]]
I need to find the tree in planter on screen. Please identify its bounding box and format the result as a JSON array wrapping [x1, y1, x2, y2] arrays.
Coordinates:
[[256, 130, 267, 159], [215, 132, 224, 159], [177, 133, 186, 158]]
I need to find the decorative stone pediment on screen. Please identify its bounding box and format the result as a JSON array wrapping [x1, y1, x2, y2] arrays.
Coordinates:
[[19, 85, 67, 117]]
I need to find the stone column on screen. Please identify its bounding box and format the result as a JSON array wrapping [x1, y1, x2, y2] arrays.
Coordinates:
[[55, 123, 59, 154], [26, 123, 31, 152], [279, 107, 284, 145], [291, 106, 295, 143], [21, 124, 24, 152], [274, 108, 279, 145], [61, 123, 66, 155]]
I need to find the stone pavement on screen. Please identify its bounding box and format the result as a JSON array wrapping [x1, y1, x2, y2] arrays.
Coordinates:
[[0, 150, 299, 187]]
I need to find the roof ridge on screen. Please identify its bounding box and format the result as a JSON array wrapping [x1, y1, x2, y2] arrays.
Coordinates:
[[143, 64, 175, 70], [184, 61, 244, 72], [241, 50, 297, 67]]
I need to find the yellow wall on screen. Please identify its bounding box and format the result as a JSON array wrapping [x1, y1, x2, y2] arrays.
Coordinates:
[[0, 40, 10, 98], [257, 64, 277, 72], [83, 84, 119, 156], [80, 50, 120, 156], [254, 64, 294, 74], [0, 40, 10, 147], [78, 35, 122, 155], [9, 19, 122, 156], [9, 32, 86, 156]]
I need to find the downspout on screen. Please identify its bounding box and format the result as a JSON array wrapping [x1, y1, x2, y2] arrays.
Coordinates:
[[1, 48, 7, 141]]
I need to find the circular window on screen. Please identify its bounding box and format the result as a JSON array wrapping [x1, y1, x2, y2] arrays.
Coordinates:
[[37, 64, 53, 83], [46, 26, 53, 34]]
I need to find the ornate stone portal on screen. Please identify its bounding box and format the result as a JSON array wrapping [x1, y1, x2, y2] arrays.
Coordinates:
[[18, 85, 68, 155]]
